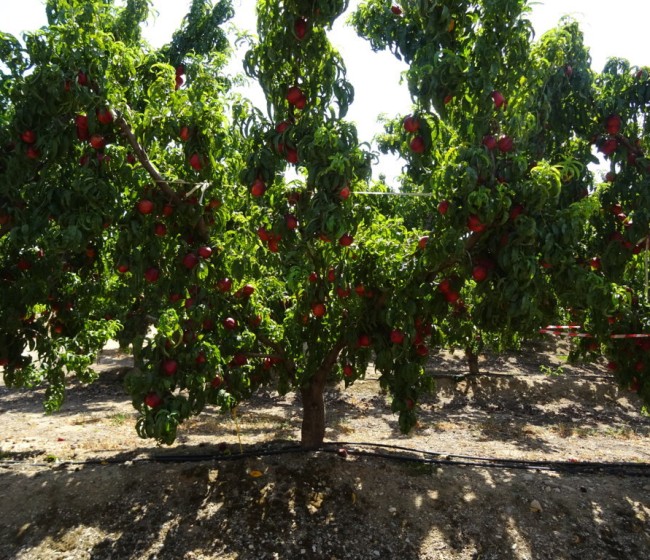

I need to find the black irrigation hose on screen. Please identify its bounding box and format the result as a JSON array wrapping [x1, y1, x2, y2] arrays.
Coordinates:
[[428, 371, 617, 381], [1, 440, 649, 477], [328, 442, 650, 477]]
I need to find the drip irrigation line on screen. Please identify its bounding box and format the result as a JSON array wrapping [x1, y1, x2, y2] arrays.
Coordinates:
[[1, 441, 649, 477], [427, 371, 616, 381], [330, 441, 650, 476]]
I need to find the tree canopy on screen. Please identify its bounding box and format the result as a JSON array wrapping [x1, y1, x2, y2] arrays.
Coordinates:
[[1, 0, 648, 447]]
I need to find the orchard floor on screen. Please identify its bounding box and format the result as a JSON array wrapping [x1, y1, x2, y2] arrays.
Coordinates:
[[1, 340, 650, 560]]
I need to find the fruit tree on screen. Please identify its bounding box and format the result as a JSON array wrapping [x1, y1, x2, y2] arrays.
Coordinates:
[[1, 0, 649, 449]]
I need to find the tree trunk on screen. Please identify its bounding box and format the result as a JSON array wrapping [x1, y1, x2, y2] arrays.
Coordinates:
[[300, 375, 326, 449], [299, 341, 345, 448], [466, 347, 479, 376]]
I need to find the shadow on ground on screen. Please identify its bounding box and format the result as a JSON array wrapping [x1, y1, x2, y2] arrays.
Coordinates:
[[1, 445, 648, 560]]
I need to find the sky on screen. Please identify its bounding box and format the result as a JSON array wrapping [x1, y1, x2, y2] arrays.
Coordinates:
[[3, 0, 649, 180]]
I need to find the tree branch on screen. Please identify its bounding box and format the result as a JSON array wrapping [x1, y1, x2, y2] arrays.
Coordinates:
[[424, 229, 486, 283], [115, 111, 209, 241]]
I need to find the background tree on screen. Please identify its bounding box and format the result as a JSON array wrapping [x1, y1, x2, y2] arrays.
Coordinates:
[[1, 0, 648, 450]]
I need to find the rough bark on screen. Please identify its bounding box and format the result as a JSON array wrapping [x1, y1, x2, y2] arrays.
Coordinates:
[[300, 341, 345, 448], [300, 376, 327, 449]]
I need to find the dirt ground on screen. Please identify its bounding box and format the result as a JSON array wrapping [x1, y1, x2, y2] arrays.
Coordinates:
[[1, 340, 650, 560]]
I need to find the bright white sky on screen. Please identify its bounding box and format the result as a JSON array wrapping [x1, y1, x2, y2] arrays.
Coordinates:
[[3, 0, 649, 180]]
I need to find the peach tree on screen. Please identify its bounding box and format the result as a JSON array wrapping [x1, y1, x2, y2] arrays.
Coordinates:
[[352, 1, 650, 399], [1, 0, 648, 449]]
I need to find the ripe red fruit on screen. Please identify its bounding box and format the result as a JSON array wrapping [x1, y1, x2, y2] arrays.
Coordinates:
[[96, 108, 113, 125], [176, 64, 185, 76], [117, 264, 129, 274], [509, 204, 524, 220], [418, 236, 429, 249], [564, 65, 573, 78], [327, 268, 336, 282], [482, 135, 497, 150], [308, 271, 318, 283], [599, 137, 618, 156], [409, 135, 426, 154], [26, 146, 40, 160], [137, 199, 154, 215], [21, 130, 36, 144], [285, 214, 298, 230], [77, 70, 89, 86], [189, 153, 203, 171], [339, 185, 351, 200], [232, 353, 248, 366], [415, 344, 429, 357], [405, 398, 415, 410], [179, 126, 191, 142], [217, 277, 232, 292], [169, 293, 182, 303], [605, 114, 622, 135], [182, 253, 199, 270], [154, 222, 167, 236], [126, 153, 136, 164], [257, 227, 271, 242], [444, 291, 460, 303], [390, 5, 402, 15], [491, 90, 506, 109], [250, 179, 266, 197], [75, 114, 89, 140], [472, 265, 488, 282], [339, 233, 354, 247], [175, 75, 184, 89], [162, 359, 178, 376], [144, 267, 160, 283], [343, 364, 354, 377], [17, 258, 31, 271], [196, 352, 207, 365], [605, 171, 616, 182], [467, 214, 485, 232], [162, 203, 174, 217], [276, 121, 291, 133], [336, 287, 350, 298], [311, 302, 326, 317], [266, 238, 279, 252], [223, 317, 238, 330], [403, 115, 420, 133], [285, 148, 299, 164], [390, 329, 405, 344], [437, 200, 449, 215], [242, 284, 255, 297], [211, 375, 224, 389], [198, 246, 213, 259], [589, 257, 601, 270], [438, 278, 451, 293], [286, 86, 304, 105], [294, 17, 308, 39], [144, 392, 162, 408], [497, 136, 514, 153], [443, 94, 453, 104], [357, 334, 371, 347], [89, 134, 105, 150]]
